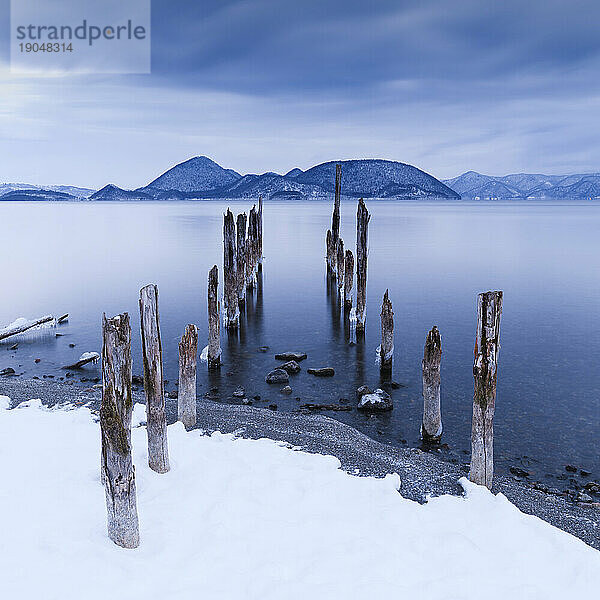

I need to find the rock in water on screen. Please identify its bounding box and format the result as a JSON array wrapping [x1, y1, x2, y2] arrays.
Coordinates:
[[266, 369, 289, 384], [232, 386, 245, 398], [357, 385, 372, 397], [357, 388, 393, 412], [281, 385, 292, 395], [307, 367, 335, 377], [279, 360, 301, 374], [274, 352, 307, 361], [0, 367, 16, 376]]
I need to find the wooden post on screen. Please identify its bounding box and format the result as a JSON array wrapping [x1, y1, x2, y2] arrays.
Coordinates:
[[178, 324, 198, 429], [344, 250, 354, 310], [326, 229, 334, 276], [101, 312, 139, 549], [236, 212, 247, 305], [356, 198, 370, 331], [139, 284, 170, 474], [208, 265, 221, 370], [336, 238, 345, 293], [422, 326, 442, 442], [223, 209, 239, 328], [380, 290, 393, 372], [247, 206, 258, 289], [258, 195, 263, 272], [469, 291, 503, 489], [332, 164, 341, 244]]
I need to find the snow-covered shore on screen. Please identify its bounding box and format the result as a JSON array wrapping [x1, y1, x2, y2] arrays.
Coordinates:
[[1, 397, 599, 599]]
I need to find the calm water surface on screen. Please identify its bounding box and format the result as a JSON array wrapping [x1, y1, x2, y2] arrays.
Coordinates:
[[1, 200, 599, 487]]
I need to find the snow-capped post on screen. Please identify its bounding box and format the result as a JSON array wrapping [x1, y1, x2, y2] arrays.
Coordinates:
[[356, 198, 370, 331], [236, 212, 247, 306], [380, 290, 393, 373], [258, 195, 263, 272], [208, 265, 221, 370], [223, 209, 239, 328], [422, 326, 442, 442], [139, 284, 170, 474], [344, 250, 354, 310], [178, 324, 198, 429], [100, 312, 140, 549], [336, 238, 345, 293], [469, 291, 503, 489]]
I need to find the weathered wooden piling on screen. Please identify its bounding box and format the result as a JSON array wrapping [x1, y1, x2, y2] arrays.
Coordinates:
[[258, 195, 263, 272], [344, 250, 354, 310], [236, 212, 247, 305], [223, 209, 239, 328], [422, 326, 442, 442], [469, 291, 503, 489], [139, 284, 170, 474], [208, 265, 221, 370], [246, 206, 258, 289], [356, 198, 370, 331], [336, 238, 345, 293], [326, 229, 334, 276], [178, 324, 198, 429], [380, 290, 394, 372], [101, 312, 139, 549]]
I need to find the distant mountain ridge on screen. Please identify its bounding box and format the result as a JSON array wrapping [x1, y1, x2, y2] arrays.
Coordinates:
[[444, 170, 600, 199], [127, 155, 459, 202]]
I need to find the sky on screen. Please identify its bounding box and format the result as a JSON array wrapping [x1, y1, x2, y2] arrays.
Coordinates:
[[1, 0, 600, 189]]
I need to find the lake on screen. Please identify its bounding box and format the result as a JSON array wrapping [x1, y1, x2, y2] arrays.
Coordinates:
[[1, 200, 599, 488]]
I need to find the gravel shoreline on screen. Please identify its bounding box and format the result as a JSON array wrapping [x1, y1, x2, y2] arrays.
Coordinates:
[[3, 377, 599, 550]]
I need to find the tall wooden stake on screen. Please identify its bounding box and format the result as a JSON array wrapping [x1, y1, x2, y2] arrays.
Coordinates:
[[247, 206, 258, 289], [258, 195, 263, 272], [326, 229, 334, 276], [223, 209, 239, 328], [139, 284, 170, 474], [422, 326, 442, 442], [344, 250, 354, 310], [208, 265, 221, 370], [178, 324, 198, 429], [380, 290, 393, 372], [332, 164, 341, 243], [469, 291, 503, 489], [101, 312, 139, 549], [236, 212, 247, 305], [336, 238, 345, 293], [356, 198, 370, 331]]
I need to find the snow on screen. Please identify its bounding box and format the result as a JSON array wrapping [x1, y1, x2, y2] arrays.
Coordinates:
[[0, 397, 598, 599], [78, 351, 100, 362]]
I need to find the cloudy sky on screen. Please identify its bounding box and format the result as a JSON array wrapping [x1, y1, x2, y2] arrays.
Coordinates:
[[1, 0, 600, 189]]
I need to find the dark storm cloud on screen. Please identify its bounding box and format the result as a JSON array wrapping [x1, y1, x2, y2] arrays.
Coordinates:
[[148, 0, 600, 95]]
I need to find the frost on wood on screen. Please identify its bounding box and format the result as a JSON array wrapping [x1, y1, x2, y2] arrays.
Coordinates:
[[246, 206, 259, 289], [223, 209, 239, 328], [356, 198, 370, 331], [178, 324, 198, 429], [236, 212, 247, 305], [422, 326, 442, 442], [380, 290, 394, 372], [207, 265, 221, 371], [257, 195, 264, 272], [469, 291, 503, 489], [336, 238, 345, 293], [62, 351, 100, 370], [100, 312, 139, 549], [0, 315, 55, 341], [139, 284, 170, 474], [344, 250, 354, 310]]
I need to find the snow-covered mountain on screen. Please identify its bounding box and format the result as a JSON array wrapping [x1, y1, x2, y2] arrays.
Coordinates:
[[0, 183, 93, 200], [444, 171, 600, 199]]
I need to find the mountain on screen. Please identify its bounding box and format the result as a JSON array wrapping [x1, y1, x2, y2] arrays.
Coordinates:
[[296, 159, 459, 199], [0, 189, 77, 201], [0, 183, 93, 200], [445, 171, 600, 199], [89, 185, 152, 201], [143, 156, 241, 194], [133, 156, 458, 201]]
